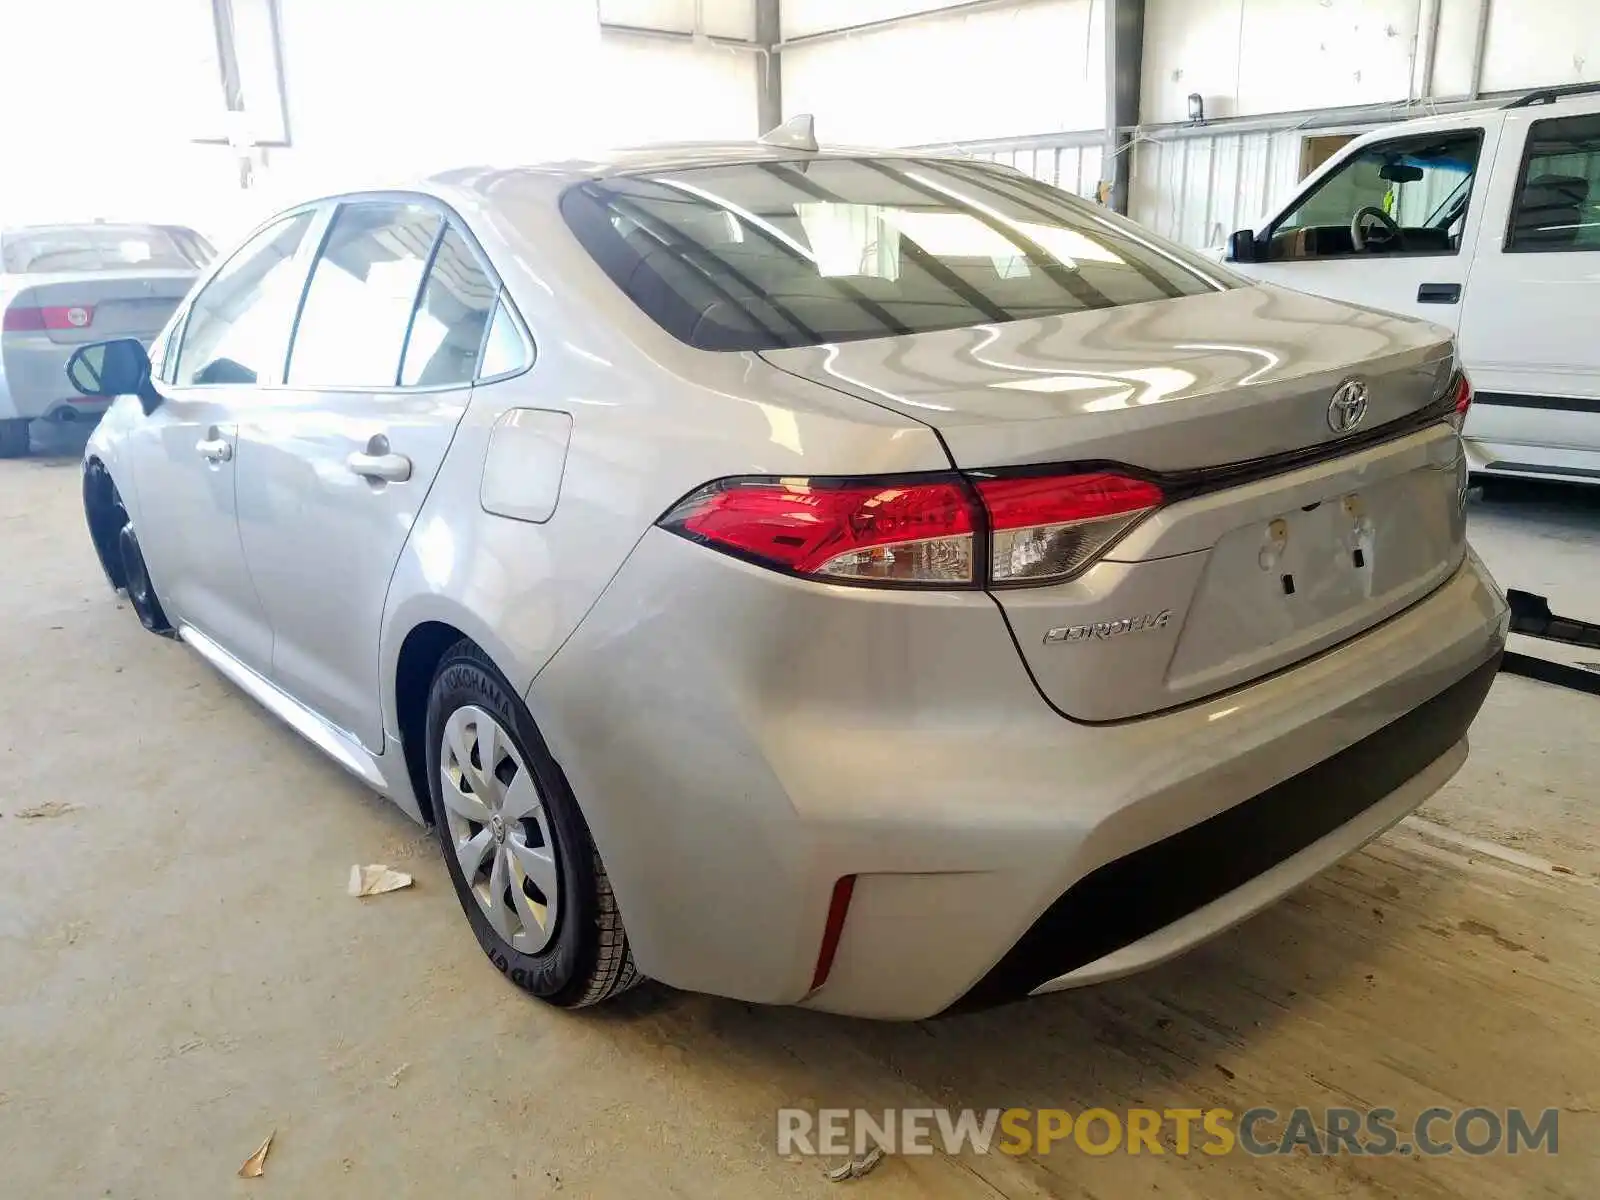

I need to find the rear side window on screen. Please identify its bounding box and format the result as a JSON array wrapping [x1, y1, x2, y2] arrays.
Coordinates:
[[173, 211, 315, 387], [478, 299, 529, 378], [399, 226, 498, 386], [1507, 114, 1600, 252], [287, 202, 441, 388], [561, 158, 1225, 351]]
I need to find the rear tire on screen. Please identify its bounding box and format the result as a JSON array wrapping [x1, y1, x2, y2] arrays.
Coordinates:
[[118, 524, 173, 635], [0, 419, 30, 458], [426, 640, 638, 1008]]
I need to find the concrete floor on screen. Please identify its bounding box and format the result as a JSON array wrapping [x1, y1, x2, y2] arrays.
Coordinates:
[[1, 423, 1596, 1198]]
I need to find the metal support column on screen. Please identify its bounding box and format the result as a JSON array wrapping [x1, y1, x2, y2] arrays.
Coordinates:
[[756, 0, 783, 135], [1104, 0, 1145, 213]]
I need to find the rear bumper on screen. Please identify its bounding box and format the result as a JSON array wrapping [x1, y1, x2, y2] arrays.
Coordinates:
[[959, 651, 1496, 1009], [527, 533, 1508, 1020], [0, 337, 88, 420]]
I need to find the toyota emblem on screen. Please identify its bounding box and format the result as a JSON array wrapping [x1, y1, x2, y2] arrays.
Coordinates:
[[65, 306, 90, 328], [1327, 378, 1369, 434]]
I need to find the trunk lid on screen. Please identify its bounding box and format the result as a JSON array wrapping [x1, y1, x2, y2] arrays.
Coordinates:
[[762, 286, 1467, 721], [758, 285, 1455, 471], [9, 269, 195, 345]]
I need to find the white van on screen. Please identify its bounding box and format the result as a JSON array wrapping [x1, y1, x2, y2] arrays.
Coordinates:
[[1221, 83, 1600, 486]]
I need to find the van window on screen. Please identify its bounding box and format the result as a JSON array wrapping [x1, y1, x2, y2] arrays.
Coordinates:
[[1507, 113, 1600, 252], [1266, 131, 1482, 261]]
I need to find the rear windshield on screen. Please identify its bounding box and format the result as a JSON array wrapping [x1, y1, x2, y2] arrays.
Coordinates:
[[561, 157, 1228, 351], [1, 225, 201, 273]]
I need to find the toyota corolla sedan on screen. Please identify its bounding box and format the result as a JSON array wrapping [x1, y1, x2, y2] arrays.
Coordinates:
[[72, 133, 1507, 1020]]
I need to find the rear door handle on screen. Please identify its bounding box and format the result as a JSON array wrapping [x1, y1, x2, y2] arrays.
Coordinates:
[[196, 436, 232, 463], [347, 449, 412, 483], [1417, 283, 1461, 304]]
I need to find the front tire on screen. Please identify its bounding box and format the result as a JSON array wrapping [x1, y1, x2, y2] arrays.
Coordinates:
[[0, 419, 30, 458], [118, 524, 173, 634], [426, 640, 638, 1007]]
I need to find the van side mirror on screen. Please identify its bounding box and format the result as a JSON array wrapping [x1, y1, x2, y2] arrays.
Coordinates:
[[1228, 229, 1261, 263], [66, 338, 162, 415]]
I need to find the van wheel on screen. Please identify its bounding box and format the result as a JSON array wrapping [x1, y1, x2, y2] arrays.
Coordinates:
[[0, 419, 29, 458], [118, 524, 173, 635], [426, 639, 639, 1007]]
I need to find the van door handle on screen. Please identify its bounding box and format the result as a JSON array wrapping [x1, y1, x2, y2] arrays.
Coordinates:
[[1417, 283, 1461, 304]]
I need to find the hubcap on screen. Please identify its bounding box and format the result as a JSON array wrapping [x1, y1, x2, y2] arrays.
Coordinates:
[[439, 705, 559, 954]]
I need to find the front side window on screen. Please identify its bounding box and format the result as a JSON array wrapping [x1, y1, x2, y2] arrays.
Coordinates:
[[287, 202, 441, 388], [1267, 131, 1482, 261], [561, 157, 1225, 351], [173, 211, 315, 387], [399, 226, 498, 387], [1507, 113, 1600, 252]]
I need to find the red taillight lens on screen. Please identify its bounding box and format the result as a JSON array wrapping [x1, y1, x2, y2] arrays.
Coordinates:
[[662, 469, 1164, 589], [3, 305, 95, 332], [663, 477, 977, 584], [978, 472, 1163, 584], [1449, 369, 1473, 429]]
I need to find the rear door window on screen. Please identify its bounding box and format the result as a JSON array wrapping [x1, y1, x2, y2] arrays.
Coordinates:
[[286, 201, 441, 388], [561, 158, 1225, 351], [399, 226, 498, 387], [1507, 113, 1600, 252]]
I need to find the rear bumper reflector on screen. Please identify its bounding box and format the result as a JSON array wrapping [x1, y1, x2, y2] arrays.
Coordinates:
[[810, 875, 857, 991]]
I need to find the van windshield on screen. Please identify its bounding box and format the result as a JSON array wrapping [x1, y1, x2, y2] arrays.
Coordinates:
[[561, 157, 1229, 351]]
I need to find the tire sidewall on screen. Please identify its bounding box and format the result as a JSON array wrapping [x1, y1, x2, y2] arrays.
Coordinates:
[[425, 646, 599, 1002]]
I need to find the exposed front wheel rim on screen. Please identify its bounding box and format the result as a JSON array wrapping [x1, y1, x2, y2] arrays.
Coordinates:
[[439, 704, 561, 955]]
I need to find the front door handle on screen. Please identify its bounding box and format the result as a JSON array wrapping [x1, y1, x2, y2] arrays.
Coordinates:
[[196, 436, 232, 463], [1417, 282, 1462, 304]]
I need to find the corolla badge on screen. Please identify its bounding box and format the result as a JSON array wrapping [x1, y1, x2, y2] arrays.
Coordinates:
[[1044, 610, 1172, 644], [1327, 378, 1370, 433]]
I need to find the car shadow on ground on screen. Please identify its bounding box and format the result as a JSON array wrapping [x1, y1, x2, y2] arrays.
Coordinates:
[[20, 417, 93, 465]]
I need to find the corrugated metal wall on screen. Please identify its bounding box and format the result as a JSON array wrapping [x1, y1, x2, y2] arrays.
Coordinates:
[[970, 143, 1106, 197], [1127, 128, 1309, 249]]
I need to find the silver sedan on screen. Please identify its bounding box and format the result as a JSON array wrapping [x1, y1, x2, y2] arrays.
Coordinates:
[[0, 223, 210, 455], [73, 136, 1507, 1019]]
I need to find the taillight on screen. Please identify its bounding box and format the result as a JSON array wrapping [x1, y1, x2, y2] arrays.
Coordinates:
[[1448, 369, 1473, 430], [3, 305, 95, 332], [663, 477, 976, 585], [659, 469, 1163, 589], [978, 472, 1163, 585]]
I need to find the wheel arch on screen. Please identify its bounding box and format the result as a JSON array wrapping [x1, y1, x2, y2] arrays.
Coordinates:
[[392, 618, 471, 825]]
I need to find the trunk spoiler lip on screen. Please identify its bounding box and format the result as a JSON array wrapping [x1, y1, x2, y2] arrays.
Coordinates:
[[963, 384, 1461, 501]]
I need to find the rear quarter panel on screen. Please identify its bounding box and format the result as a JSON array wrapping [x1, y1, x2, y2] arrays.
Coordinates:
[[376, 180, 951, 740]]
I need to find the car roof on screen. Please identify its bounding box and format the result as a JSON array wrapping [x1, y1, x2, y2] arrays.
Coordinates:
[[424, 141, 941, 194]]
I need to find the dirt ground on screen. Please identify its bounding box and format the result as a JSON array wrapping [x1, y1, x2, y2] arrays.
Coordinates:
[[1, 426, 1596, 1198]]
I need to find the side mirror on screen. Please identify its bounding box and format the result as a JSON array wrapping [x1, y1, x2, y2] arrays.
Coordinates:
[[66, 338, 162, 415], [1227, 229, 1260, 263]]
